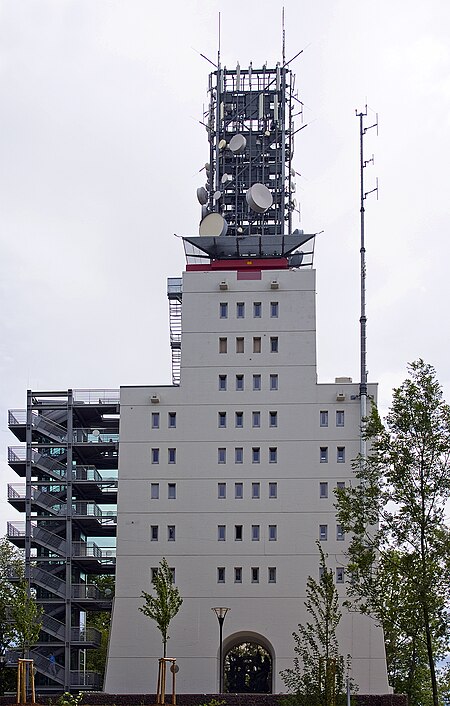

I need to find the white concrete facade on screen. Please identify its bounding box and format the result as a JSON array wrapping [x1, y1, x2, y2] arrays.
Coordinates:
[[105, 266, 390, 694]]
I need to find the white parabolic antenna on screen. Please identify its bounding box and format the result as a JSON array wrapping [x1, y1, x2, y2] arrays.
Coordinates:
[[246, 183, 273, 213], [199, 212, 228, 237], [196, 186, 208, 205], [229, 134, 247, 154]]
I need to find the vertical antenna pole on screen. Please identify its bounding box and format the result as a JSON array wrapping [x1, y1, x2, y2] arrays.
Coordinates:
[[282, 6, 286, 66], [218, 12, 221, 68]]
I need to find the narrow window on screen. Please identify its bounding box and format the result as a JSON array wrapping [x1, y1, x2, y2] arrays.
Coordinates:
[[336, 524, 345, 541], [235, 411, 243, 428], [151, 412, 160, 429], [270, 301, 279, 318], [219, 302, 228, 319], [269, 447, 277, 463], [319, 524, 328, 541], [151, 525, 158, 541], [252, 411, 261, 428], [268, 567, 277, 583], [218, 525, 226, 541], [168, 483, 176, 499], [218, 412, 227, 428], [235, 447, 243, 464], [235, 482, 243, 499], [253, 337, 261, 353], [253, 302, 262, 318], [151, 448, 159, 464], [151, 483, 159, 499], [218, 448, 226, 464], [252, 525, 260, 541], [320, 410, 328, 427], [236, 302, 245, 318], [219, 375, 227, 391], [168, 412, 176, 428], [337, 447, 346, 463], [151, 567, 159, 581], [217, 567, 225, 583], [336, 410, 345, 427], [236, 375, 244, 391], [319, 482, 328, 499], [235, 525, 243, 541], [218, 482, 226, 499], [270, 374, 278, 390], [270, 337, 279, 352], [269, 482, 277, 499], [269, 411, 278, 428], [252, 447, 260, 464], [234, 567, 242, 583], [167, 525, 175, 541], [336, 481, 345, 490], [320, 447, 328, 463], [219, 337, 227, 353], [269, 525, 277, 541], [319, 566, 325, 580], [252, 482, 260, 499], [251, 567, 259, 583], [253, 374, 261, 391], [168, 448, 176, 464], [236, 337, 244, 353], [336, 567, 345, 584]]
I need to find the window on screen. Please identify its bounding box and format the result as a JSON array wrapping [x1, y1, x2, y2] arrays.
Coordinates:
[[235, 482, 243, 499], [319, 566, 325, 580], [220, 302, 228, 318], [336, 481, 345, 490], [269, 411, 278, 428], [336, 410, 345, 427], [268, 567, 277, 583], [151, 448, 159, 464], [252, 411, 261, 428], [319, 482, 328, 499], [218, 482, 226, 499], [218, 525, 226, 541], [234, 567, 242, 583], [236, 337, 244, 353], [337, 447, 346, 463], [270, 301, 279, 318], [336, 525, 345, 541], [269, 525, 277, 541], [151, 412, 160, 429], [252, 525, 260, 541], [235, 411, 243, 428], [151, 483, 159, 499], [218, 448, 226, 464], [320, 447, 328, 463], [252, 447, 260, 464], [168, 483, 176, 499], [218, 412, 227, 428], [235, 525, 243, 541], [236, 375, 244, 391], [235, 447, 243, 464], [319, 524, 328, 541], [168, 412, 176, 428], [251, 567, 259, 583], [236, 302, 245, 318], [253, 302, 262, 318], [270, 337, 279, 352], [269, 482, 277, 498], [320, 410, 328, 427], [336, 567, 345, 584], [253, 374, 261, 391], [270, 374, 278, 390], [151, 567, 159, 581], [168, 525, 176, 541], [253, 337, 261, 353], [219, 375, 227, 391], [217, 567, 225, 583], [151, 525, 158, 541], [219, 337, 227, 353], [269, 447, 277, 463], [168, 448, 176, 464], [252, 482, 260, 499]]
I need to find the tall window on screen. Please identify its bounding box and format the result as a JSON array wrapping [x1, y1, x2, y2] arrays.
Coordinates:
[[336, 410, 345, 427], [253, 302, 262, 318], [270, 337, 279, 352], [319, 524, 328, 541], [219, 375, 227, 391], [269, 525, 277, 541], [253, 337, 261, 353], [336, 524, 345, 541], [151, 412, 160, 429], [337, 447, 346, 463], [236, 375, 244, 391], [235, 525, 243, 541], [168, 448, 176, 464], [270, 302, 279, 318], [218, 448, 226, 464], [235, 447, 243, 464], [235, 482, 243, 499], [320, 410, 328, 427], [168, 412, 176, 428], [236, 302, 245, 318], [253, 374, 261, 391], [252, 411, 261, 428], [151, 448, 159, 464], [219, 337, 227, 353], [269, 482, 277, 498], [268, 567, 277, 583], [336, 481, 345, 490], [218, 483, 226, 499], [252, 447, 260, 463], [319, 482, 328, 499], [218, 525, 226, 541], [235, 411, 243, 428], [217, 567, 225, 583], [236, 337, 244, 353], [270, 374, 278, 390], [150, 483, 159, 499], [269, 411, 278, 427], [269, 447, 277, 463], [336, 567, 345, 584], [218, 412, 227, 428], [252, 525, 260, 541], [320, 447, 328, 463], [167, 526, 175, 541], [219, 302, 228, 319], [168, 483, 176, 499], [252, 482, 260, 499], [234, 567, 242, 583], [251, 567, 259, 583], [151, 525, 158, 541]]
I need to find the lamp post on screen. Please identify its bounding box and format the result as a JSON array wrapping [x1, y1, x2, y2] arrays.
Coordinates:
[[212, 607, 230, 693]]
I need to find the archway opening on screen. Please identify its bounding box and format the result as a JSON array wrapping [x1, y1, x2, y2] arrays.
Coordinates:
[[224, 641, 272, 693]]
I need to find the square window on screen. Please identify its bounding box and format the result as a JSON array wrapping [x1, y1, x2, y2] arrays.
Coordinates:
[[168, 412, 176, 428], [270, 374, 278, 390], [270, 302, 279, 318], [235, 447, 243, 464], [168, 448, 176, 464], [337, 447, 345, 463], [336, 525, 345, 541], [251, 567, 259, 583], [319, 524, 328, 541], [235, 525, 243, 541], [151, 412, 160, 429], [253, 337, 261, 353], [219, 337, 227, 353], [253, 374, 261, 391], [235, 482, 243, 499], [270, 337, 279, 352], [236, 302, 245, 318], [168, 525, 176, 541], [336, 410, 345, 427], [236, 375, 244, 391], [252, 447, 260, 464], [269, 482, 277, 498], [269, 447, 277, 463], [252, 411, 261, 428], [252, 482, 260, 499], [220, 302, 228, 319], [269, 525, 277, 541], [219, 375, 227, 391], [234, 567, 242, 583], [235, 411, 243, 428], [319, 482, 328, 499], [218, 412, 227, 428], [253, 302, 262, 318], [168, 483, 176, 499], [218, 525, 226, 541], [336, 567, 345, 584], [269, 411, 278, 428], [336, 481, 345, 490], [320, 447, 328, 463], [151, 525, 158, 541], [236, 337, 244, 353], [218, 482, 226, 499], [218, 448, 226, 464], [151, 448, 159, 464], [252, 525, 260, 541], [151, 483, 160, 499], [217, 567, 225, 583], [320, 410, 328, 427], [268, 567, 277, 583]]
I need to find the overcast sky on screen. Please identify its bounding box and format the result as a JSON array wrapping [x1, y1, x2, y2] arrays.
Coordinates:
[[1, 0, 449, 532]]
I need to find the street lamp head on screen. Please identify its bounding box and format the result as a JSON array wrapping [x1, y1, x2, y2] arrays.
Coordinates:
[[212, 607, 230, 621]]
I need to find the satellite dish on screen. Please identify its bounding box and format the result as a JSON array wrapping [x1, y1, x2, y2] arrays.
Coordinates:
[[221, 173, 232, 185], [246, 183, 273, 213], [201, 205, 209, 218], [199, 213, 228, 237], [93, 429, 100, 437], [219, 139, 227, 150], [204, 162, 211, 172], [213, 190, 222, 201], [229, 134, 247, 154], [289, 252, 304, 268], [196, 186, 208, 205]]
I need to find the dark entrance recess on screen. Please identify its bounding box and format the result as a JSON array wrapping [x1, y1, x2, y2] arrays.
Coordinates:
[[224, 642, 272, 693]]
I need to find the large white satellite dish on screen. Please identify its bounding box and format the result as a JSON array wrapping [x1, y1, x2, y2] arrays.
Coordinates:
[[246, 183, 273, 213], [199, 213, 228, 237]]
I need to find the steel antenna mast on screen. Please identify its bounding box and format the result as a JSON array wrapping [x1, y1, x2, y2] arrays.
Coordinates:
[[356, 105, 378, 461]]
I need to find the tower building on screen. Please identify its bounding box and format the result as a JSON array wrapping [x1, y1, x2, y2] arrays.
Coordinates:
[[104, 61, 390, 694]]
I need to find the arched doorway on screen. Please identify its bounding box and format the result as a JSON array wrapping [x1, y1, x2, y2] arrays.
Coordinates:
[[222, 632, 273, 693]]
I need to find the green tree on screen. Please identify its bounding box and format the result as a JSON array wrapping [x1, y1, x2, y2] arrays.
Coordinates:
[[139, 557, 183, 658], [280, 543, 354, 705], [336, 360, 450, 706], [9, 582, 43, 657], [0, 538, 25, 694], [86, 574, 115, 678]]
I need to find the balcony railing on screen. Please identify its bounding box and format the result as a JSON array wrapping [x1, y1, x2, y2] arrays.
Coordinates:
[[73, 389, 119, 405]]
